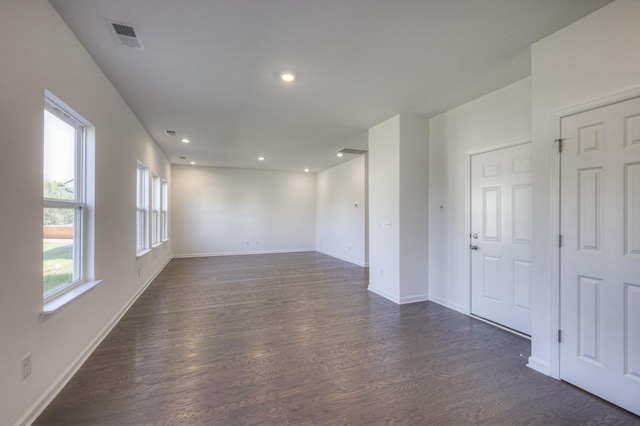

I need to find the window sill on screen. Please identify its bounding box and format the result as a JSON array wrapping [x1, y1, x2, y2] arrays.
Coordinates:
[[152, 242, 162, 249], [42, 279, 103, 316], [136, 248, 152, 258]]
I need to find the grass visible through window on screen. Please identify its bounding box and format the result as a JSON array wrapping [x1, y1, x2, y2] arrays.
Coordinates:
[[43, 240, 73, 295]]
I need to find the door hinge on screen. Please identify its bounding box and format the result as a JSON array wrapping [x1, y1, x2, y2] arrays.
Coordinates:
[[559, 234, 563, 248], [555, 138, 564, 153], [558, 329, 562, 343]]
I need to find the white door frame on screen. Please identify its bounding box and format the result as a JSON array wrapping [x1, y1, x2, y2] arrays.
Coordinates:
[[549, 86, 640, 380], [465, 137, 531, 330]]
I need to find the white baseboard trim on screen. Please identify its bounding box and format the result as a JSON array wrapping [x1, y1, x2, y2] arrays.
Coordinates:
[[367, 286, 428, 305], [399, 294, 429, 304], [526, 357, 552, 376], [315, 249, 368, 267], [173, 248, 315, 258], [428, 296, 469, 315], [18, 255, 172, 426], [368, 285, 400, 304]]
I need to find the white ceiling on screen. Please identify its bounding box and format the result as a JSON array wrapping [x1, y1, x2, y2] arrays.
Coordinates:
[[50, 0, 613, 172]]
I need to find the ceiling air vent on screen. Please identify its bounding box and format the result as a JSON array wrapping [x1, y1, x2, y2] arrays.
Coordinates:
[[165, 130, 178, 137], [107, 20, 144, 49]]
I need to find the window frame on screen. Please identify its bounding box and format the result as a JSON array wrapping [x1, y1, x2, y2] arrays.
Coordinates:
[[43, 99, 87, 303], [151, 173, 161, 247], [136, 161, 150, 256], [161, 179, 169, 242]]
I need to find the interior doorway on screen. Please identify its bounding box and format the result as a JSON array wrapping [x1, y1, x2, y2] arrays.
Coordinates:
[[470, 142, 532, 336]]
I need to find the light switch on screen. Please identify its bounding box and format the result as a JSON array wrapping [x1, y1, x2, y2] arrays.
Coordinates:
[[382, 220, 392, 229]]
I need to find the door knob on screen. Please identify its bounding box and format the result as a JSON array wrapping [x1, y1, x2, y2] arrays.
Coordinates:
[[470, 245, 479, 250]]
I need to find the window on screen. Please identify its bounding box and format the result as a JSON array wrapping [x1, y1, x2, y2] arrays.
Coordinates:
[[161, 179, 169, 241], [136, 161, 149, 255], [43, 97, 88, 299], [151, 173, 161, 247]]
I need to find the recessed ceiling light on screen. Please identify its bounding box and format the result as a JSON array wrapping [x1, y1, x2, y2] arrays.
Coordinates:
[[337, 152, 344, 157], [182, 138, 190, 143], [304, 168, 309, 173], [189, 161, 196, 165], [258, 156, 265, 161], [280, 72, 295, 82]]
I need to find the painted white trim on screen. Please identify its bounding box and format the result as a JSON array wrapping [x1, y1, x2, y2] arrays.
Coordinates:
[[554, 85, 640, 118], [42, 279, 103, 315], [466, 136, 532, 156], [527, 357, 552, 376], [465, 137, 532, 322], [18, 256, 172, 426], [172, 248, 316, 258], [399, 294, 429, 305], [367, 285, 400, 304], [550, 88, 640, 382], [428, 296, 469, 316], [368, 286, 428, 305], [315, 249, 368, 267]]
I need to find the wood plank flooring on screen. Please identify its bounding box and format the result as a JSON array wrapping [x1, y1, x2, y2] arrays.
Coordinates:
[[35, 252, 639, 425]]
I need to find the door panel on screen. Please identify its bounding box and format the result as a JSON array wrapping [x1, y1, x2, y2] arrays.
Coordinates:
[[471, 143, 532, 335], [560, 96, 640, 415]]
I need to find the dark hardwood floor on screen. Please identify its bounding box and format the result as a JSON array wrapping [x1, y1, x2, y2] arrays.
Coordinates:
[[35, 252, 639, 425]]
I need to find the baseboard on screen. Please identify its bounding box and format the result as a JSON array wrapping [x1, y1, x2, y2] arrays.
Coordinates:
[[367, 286, 429, 305], [399, 294, 429, 304], [17, 256, 172, 426], [315, 249, 368, 267], [526, 357, 552, 376], [428, 296, 469, 315], [173, 248, 315, 258], [367, 285, 400, 304]]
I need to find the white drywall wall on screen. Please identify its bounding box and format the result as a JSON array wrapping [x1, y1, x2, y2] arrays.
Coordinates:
[[368, 114, 429, 303], [0, 1, 172, 424], [530, 0, 640, 376], [399, 115, 429, 301], [316, 156, 368, 266], [368, 115, 401, 301], [428, 78, 531, 313], [171, 165, 316, 256]]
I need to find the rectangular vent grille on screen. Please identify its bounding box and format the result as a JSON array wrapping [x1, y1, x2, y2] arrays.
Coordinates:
[[112, 23, 136, 38], [165, 130, 178, 136], [107, 20, 144, 49]]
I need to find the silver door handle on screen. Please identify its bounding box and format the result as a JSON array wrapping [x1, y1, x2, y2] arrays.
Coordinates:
[[470, 245, 479, 250]]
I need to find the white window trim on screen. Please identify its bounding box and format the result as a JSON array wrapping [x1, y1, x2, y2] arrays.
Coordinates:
[[43, 92, 97, 313], [151, 173, 161, 248], [136, 161, 149, 256], [161, 179, 169, 242]]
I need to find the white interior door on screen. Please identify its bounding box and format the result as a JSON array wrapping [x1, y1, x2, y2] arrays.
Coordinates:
[[471, 143, 532, 335], [560, 97, 640, 415]]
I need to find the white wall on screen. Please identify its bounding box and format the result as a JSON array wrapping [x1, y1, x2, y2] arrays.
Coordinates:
[[368, 114, 429, 304], [399, 115, 429, 300], [316, 157, 368, 266], [530, 0, 640, 376], [369, 116, 401, 300], [0, 1, 172, 424], [172, 166, 316, 256], [428, 78, 531, 313]]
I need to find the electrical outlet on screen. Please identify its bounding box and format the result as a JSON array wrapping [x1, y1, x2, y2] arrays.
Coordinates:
[[380, 268, 384, 277], [246, 241, 249, 245], [256, 241, 259, 245], [22, 353, 32, 380], [348, 245, 351, 251]]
